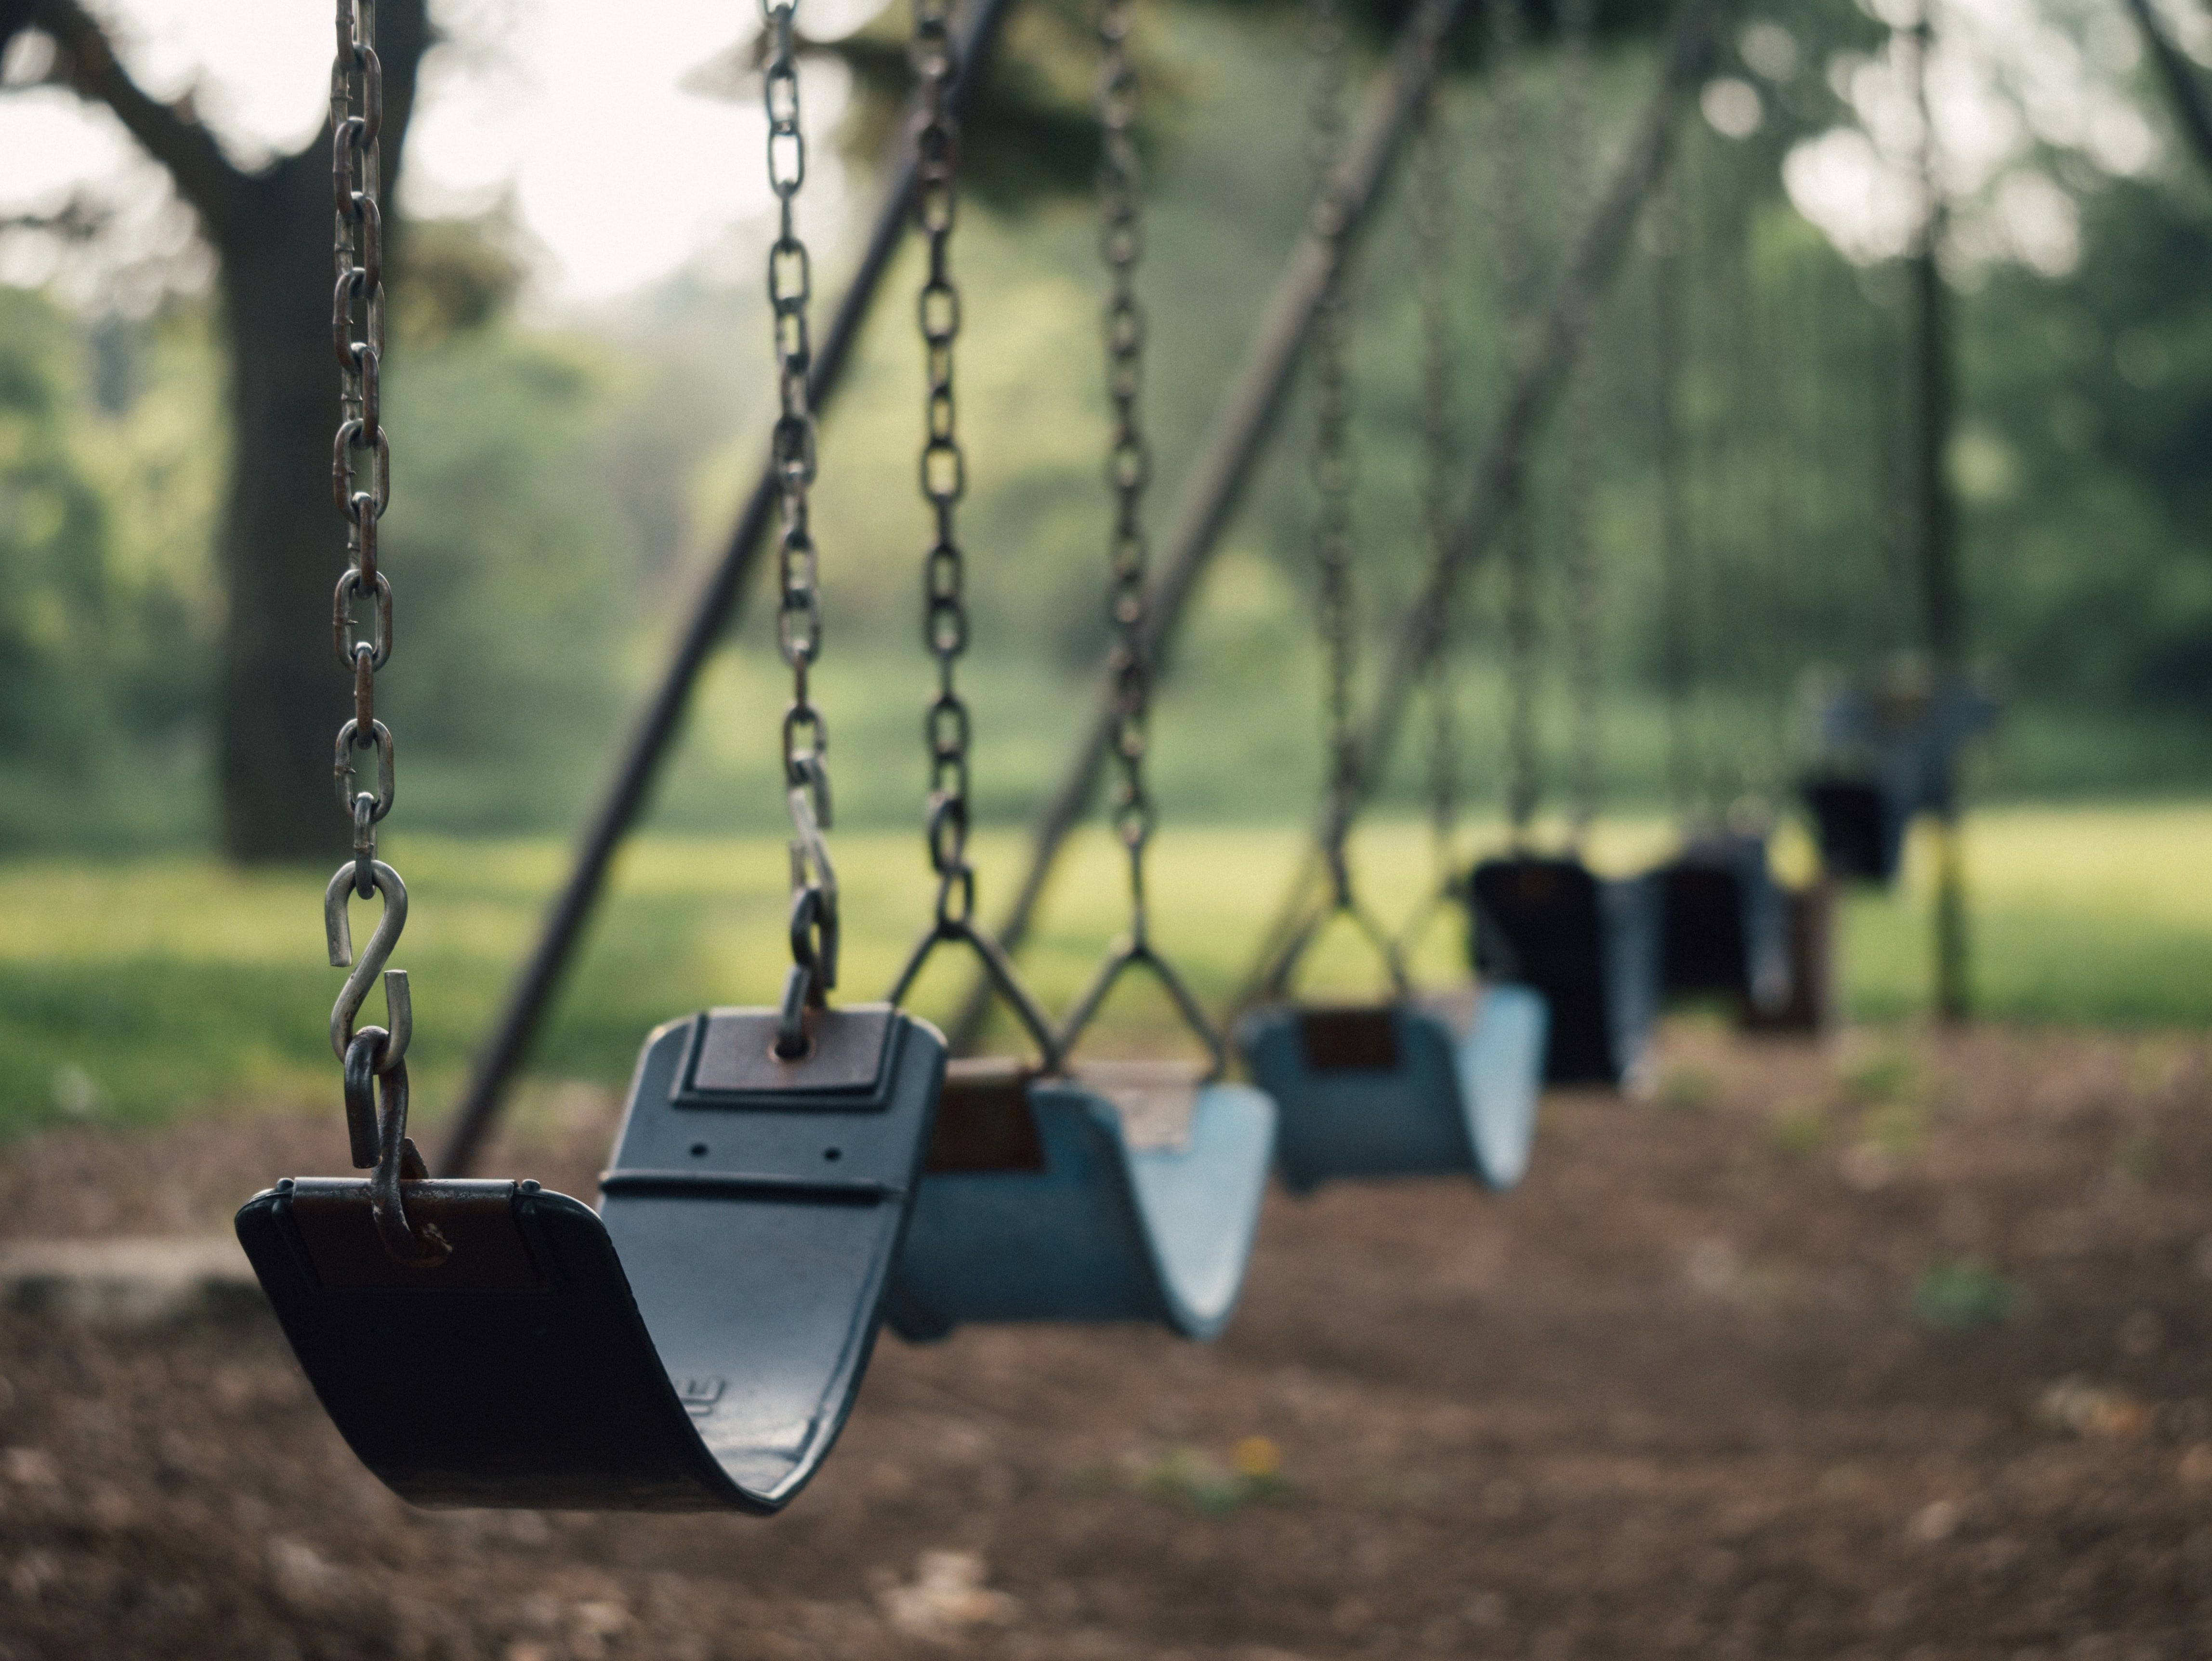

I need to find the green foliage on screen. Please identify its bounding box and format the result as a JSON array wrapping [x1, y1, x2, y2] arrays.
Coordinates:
[[1963, 173, 2212, 714], [0, 803, 2207, 1145], [2, 1, 2212, 857], [0, 287, 114, 762]]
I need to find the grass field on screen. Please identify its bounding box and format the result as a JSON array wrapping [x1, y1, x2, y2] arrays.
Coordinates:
[[0, 802, 2205, 1142]]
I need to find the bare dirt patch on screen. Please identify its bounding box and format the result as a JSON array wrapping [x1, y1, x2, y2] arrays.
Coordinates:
[[0, 1023, 2208, 1659]]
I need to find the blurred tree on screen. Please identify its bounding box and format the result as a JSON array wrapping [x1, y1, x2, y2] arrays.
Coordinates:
[[5, 0, 432, 862], [0, 288, 115, 765]]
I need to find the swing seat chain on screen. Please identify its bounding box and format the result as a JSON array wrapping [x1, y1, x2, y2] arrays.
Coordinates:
[[318, 0, 441, 1268]]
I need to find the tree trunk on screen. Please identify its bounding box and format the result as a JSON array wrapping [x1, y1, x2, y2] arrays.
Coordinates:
[[213, 157, 355, 863], [201, 0, 426, 862]]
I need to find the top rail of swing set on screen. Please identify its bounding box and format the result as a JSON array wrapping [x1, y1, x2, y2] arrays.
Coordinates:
[[960, 0, 1725, 1043], [440, 0, 1725, 1173]]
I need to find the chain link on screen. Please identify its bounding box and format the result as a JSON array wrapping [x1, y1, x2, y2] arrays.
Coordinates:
[[1486, 0, 1540, 843], [1559, 0, 1602, 843], [332, 0, 392, 899], [1653, 166, 1698, 817], [1413, 87, 1457, 884], [763, 0, 838, 1025], [323, 0, 441, 1262], [909, 0, 972, 925], [1097, 0, 1158, 933], [329, 0, 398, 976], [1307, 0, 1358, 905]]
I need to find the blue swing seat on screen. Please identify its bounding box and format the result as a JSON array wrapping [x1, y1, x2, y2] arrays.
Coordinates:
[[887, 1059, 1276, 1343], [1470, 857, 1661, 1091], [1234, 984, 1549, 1194]]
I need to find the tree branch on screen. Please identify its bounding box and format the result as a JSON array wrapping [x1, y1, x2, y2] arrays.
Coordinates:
[[2122, 0, 2212, 182], [26, 0, 245, 231]]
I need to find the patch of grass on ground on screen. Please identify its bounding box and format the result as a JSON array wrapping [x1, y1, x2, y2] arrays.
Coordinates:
[[1907, 1257, 2033, 1331]]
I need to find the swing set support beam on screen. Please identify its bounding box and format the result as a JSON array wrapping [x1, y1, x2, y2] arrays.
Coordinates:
[[943, 0, 1472, 1055], [436, 0, 1023, 1178], [1241, 0, 1724, 1008], [1910, 0, 1970, 1025]]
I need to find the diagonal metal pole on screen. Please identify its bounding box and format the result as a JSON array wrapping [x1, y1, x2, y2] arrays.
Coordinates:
[[1237, 0, 1722, 1000], [944, 0, 1467, 1054], [437, 0, 1023, 1176]]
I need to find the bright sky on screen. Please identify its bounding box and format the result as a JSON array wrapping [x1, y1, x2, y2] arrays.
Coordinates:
[[0, 0, 2203, 302], [0, 0, 868, 303]]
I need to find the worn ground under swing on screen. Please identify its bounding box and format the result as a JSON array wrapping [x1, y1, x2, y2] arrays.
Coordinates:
[[0, 1022, 2205, 1659]]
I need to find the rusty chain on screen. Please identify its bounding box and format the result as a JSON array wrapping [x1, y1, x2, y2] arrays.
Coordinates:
[[911, 0, 972, 926], [1307, 0, 1357, 908], [326, 0, 445, 1267], [1487, 0, 1540, 844], [1098, 0, 1156, 935], [764, 0, 839, 1054], [1560, 0, 1602, 844], [1413, 84, 1458, 889]]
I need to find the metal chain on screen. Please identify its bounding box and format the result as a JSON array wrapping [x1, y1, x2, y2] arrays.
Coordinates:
[[1413, 86, 1459, 886], [1560, 0, 1602, 844], [1098, 0, 1156, 937], [1653, 167, 1697, 818], [1488, 0, 1540, 844], [326, 0, 444, 1267], [764, 0, 838, 1044], [1308, 0, 1357, 907], [910, 0, 971, 926], [331, 0, 392, 904]]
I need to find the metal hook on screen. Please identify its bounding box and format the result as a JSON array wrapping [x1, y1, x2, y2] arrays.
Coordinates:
[[347, 1035, 449, 1269], [786, 762, 840, 994], [325, 859, 411, 1070]]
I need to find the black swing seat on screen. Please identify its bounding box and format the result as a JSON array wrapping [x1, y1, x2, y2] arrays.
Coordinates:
[[1800, 672, 1998, 883], [1801, 775, 1901, 882], [1234, 986, 1550, 1195], [1468, 856, 1660, 1090], [886, 1057, 1275, 1343], [236, 1004, 946, 1513], [1656, 833, 1790, 1015], [1740, 880, 1835, 1034]]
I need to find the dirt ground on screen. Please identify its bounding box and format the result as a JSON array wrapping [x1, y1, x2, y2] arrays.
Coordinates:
[[0, 1022, 2208, 1660]]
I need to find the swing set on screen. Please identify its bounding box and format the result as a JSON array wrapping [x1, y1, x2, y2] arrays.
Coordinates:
[[226, 0, 1963, 1516]]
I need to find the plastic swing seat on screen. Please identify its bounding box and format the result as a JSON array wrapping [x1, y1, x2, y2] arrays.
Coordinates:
[[886, 1057, 1276, 1341], [1800, 673, 1998, 884], [1802, 775, 1903, 883], [1235, 984, 1550, 1195], [1740, 881, 1834, 1034], [1656, 834, 1790, 1016], [1469, 856, 1661, 1090], [237, 1004, 947, 1513]]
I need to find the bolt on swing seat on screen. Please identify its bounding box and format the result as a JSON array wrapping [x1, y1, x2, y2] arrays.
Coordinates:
[[1234, 895, 1550, 1195], [1655, 832, 1791, 1017], [239, 1000, 947, 1513], [1468, 855, 1661, 1090], [885, 932, 1276, 1343]]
